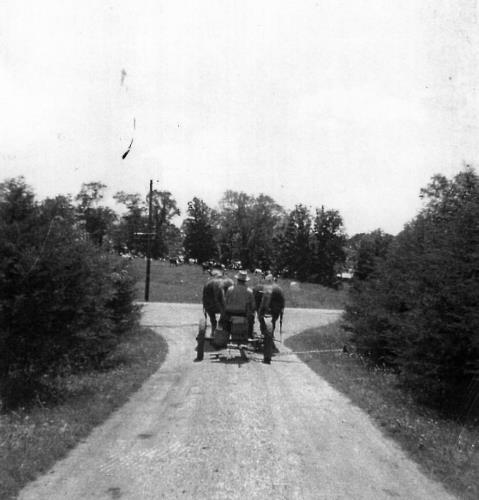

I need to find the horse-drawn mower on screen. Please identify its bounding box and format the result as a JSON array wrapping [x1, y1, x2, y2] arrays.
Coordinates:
[[195, 313, 275, 364]]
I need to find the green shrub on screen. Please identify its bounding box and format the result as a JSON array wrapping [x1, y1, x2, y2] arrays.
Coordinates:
[[107, 264, 142, 333], [345, 168, 479, 409], [0, 178, 140, 409]]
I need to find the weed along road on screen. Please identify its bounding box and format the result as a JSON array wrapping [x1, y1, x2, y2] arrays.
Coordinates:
[[19, 303, 454, 500]]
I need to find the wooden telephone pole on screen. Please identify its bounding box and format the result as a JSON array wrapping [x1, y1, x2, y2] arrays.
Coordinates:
[[144, 179, 153, 301]]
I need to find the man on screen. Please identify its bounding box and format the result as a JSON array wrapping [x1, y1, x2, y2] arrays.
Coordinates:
[[224, 270, 256, 336], [256, 273, 279, 364]]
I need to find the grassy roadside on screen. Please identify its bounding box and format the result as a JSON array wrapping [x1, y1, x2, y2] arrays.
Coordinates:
[[285, 321, 479, 500], [130, 259, 349, 309], [0, 326, 168, 500]]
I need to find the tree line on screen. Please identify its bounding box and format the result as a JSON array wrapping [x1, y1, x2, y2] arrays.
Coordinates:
[[30, 180, 349, 287], [183, 192, 348, 285]]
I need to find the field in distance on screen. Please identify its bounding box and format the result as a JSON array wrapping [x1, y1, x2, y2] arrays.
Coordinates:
[[130, 259, 348, 310]]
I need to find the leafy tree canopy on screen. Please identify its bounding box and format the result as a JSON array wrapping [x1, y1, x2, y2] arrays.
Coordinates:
[[183, 197, 217, 262]]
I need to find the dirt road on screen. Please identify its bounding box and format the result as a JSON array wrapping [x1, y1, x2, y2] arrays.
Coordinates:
[[19, 303, 454, 499]]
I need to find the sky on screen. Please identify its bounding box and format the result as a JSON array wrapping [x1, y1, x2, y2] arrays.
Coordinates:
[[1, 0, 479, 236]]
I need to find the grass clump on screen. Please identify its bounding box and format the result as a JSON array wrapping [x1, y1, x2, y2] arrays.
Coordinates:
[[0, 326, 167, 500], [285, 321, 479, 500]]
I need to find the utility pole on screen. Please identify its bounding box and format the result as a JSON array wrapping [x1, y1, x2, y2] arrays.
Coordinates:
[[144, 179, 153, 301]]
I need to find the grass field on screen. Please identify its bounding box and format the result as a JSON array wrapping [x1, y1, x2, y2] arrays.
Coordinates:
[[0, 327, 168, 500], [129, 259, 349, 309], [285, 323, 479, 500]]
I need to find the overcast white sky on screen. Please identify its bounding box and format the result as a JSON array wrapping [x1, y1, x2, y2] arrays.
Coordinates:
[[1, 0, 478, 235]]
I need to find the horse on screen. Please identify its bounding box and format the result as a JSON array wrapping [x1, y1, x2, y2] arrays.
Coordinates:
[[202, 276, 234, 332], [253, 283, 285, 339]]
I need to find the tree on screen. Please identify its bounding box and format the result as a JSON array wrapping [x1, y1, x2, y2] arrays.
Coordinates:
[[0, 177, 38, 375], [182, 197, 217, 262], [311, 207, 346, 285], [346, 167, 479, 408], [165, 224, 184, 257], [215, 191, 287, 269], [247, 194, 285, 270], [216, 191, 255, 266], [114, 190, 181, 258], [113, 191, 147, 254], [0, 176, 36, 225], [41, 195, 76, 225], [75, 182, 117, 247], [0, 178, 140, 408], [353, 229, 394, 281], [149, 190, 181, 258], [275, 204, 312, 280]]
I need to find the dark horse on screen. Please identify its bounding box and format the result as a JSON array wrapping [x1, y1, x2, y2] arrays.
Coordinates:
[[202, 276, 234, 332], [253, 283, 285, 338]]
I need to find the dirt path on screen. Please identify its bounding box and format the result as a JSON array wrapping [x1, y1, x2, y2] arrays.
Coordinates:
[[19, 303, 455, 500]]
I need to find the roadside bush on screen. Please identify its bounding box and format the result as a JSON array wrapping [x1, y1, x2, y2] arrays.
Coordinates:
[[345, 168, 479, 410], [0, 178, 140, 409], [107, 264, 141, 333]]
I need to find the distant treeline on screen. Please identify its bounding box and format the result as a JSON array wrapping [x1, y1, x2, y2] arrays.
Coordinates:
[[0, 180, 350, 286], [115, 186, 349, 286]]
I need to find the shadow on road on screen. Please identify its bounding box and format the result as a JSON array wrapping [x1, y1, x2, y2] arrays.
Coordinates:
[[210, 349, 250, 366]]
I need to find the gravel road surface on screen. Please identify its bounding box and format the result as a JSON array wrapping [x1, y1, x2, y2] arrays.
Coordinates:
[[19, 303, 455, 500]]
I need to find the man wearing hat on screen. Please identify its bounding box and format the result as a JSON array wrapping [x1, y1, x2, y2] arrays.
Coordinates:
[[224, 270, 256, 336]]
